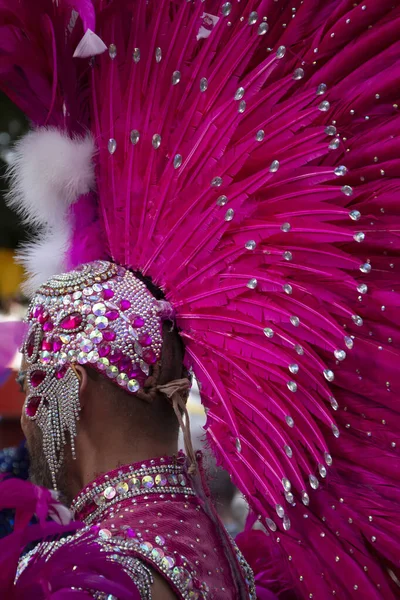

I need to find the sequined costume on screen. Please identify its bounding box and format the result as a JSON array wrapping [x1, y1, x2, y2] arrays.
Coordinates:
[[16, 454, 255, 599], [0, 1, 399, 598]]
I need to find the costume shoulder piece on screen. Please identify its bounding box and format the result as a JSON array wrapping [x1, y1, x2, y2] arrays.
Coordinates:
[[0, 1, 399, 598]]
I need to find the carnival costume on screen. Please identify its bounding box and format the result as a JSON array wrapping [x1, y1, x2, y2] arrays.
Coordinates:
[[0, 0, 399, 598]]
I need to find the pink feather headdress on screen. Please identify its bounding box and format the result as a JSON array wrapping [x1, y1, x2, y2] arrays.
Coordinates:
[[0, 0, 400, 597]]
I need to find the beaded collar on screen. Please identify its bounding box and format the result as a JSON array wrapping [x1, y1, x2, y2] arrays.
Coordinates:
[[71, 452, 196, 525]]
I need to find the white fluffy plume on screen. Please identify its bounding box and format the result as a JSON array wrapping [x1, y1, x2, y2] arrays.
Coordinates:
[[6, 128, 96, 295], [16, 225, 70, 296], [6, 128, 95, 226]]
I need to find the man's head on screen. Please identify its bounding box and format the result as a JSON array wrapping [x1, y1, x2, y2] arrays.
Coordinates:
[[19, 261, 187, 502]]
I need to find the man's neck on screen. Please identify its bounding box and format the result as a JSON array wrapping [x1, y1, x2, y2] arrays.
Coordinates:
[[66, 439, 179, 504]]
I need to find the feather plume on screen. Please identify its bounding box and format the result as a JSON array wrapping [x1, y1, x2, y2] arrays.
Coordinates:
[[6, 129, 95, 227], [1, 1, 400, 597], [16, 224, 70, 295]]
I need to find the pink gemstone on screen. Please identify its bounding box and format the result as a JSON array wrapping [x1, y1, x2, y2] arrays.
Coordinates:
[[30, 370, 46, 388], [38, 312, 49, 325], [52, 337, 62, 352], [105, 310, 119, 321], [129, 364, 141, 378], [59, 312, 83, 330], [132, 315, 145, 328], [103, 288, 114, 300], [41, 340, 52, 351], [33, 306, 44, 319], [109, 349, 122, 364], [26, 396, 42, 417], [125, 527, 136, 538], [142, 349, 157, 365], [119, 357, 132, 372], [98, 343, 111, 357], [103, 330, 116, 341], [55, 365, 68, 380], [120, 299, 131, 311], [26, 331, 36, 357], [139, 333, 152, 347], [43, 320, 54, 332]]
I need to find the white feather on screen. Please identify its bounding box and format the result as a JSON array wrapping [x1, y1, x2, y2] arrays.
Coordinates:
[[16, 224, 70, 296], [6, 128, 95, 227]]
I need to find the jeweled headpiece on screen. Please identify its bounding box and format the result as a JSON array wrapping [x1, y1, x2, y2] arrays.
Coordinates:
[[2, 1, 400, 597], [23, 260, 168, 487], [25, 261, 165, 392]]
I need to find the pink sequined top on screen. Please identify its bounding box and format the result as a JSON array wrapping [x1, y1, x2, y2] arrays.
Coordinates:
[[18, 453, 255, 599]]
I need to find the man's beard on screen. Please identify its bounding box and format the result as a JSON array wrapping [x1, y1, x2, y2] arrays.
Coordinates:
[[26, 426, 72, 506]]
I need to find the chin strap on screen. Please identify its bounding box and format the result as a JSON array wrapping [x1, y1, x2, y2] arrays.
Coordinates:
[[157, 379, 196, 475]]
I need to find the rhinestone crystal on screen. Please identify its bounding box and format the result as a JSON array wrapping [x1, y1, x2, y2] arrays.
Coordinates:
[[152, 134, 161, 149], [325, 125, 337, 136], [200, 77, 208, 92], [266, 518, 277, 532], [256, 129, 265, 141], [276, 46, 286, 59], [341, 185, 353, 196], [360, 263, 371, 273], [130, 130, 140, 145], [334, 349, 346, 361], [354, 232, 365, 243], [108, 139, 117, 154], [285, 415, 294, 428], [317, 83, 327, 95], [172, 71, 181, 85], [334, 165, 347, 176], [217, 195, 228, 206], [245, 240, 257, 250], [263, 327, 274, 338], [269, 160, 280, 172], [309, 475, 319, 489], [283, 284, 293, 295], [293, 68, 305, 80], [349, 210, 361, 221], [258, 22, 269, 35], [323, 369, 335, 382], [234, 87, 245, 100], [174, 154, 183, 169], [318, 100, 330, 111], [284, 445, 293, 458], [221, 2, 232, 16], [357, 283, 368, 294]]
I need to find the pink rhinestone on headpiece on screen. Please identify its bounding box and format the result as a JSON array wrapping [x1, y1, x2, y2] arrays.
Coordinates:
[[24, 260, 166, 393]]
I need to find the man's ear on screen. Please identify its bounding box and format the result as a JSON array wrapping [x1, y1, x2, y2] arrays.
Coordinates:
[[73, 365, 88, 405]]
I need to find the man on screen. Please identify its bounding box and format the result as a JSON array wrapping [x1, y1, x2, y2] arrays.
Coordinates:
[[0, 1, 400, 599], [14, 265, 255, 598]]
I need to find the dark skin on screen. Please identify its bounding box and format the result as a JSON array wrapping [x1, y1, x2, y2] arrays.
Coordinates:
[[19, 359, 179, 600]]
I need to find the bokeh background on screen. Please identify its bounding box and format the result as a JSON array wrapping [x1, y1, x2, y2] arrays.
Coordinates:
[[0, 92, 28, 449]]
